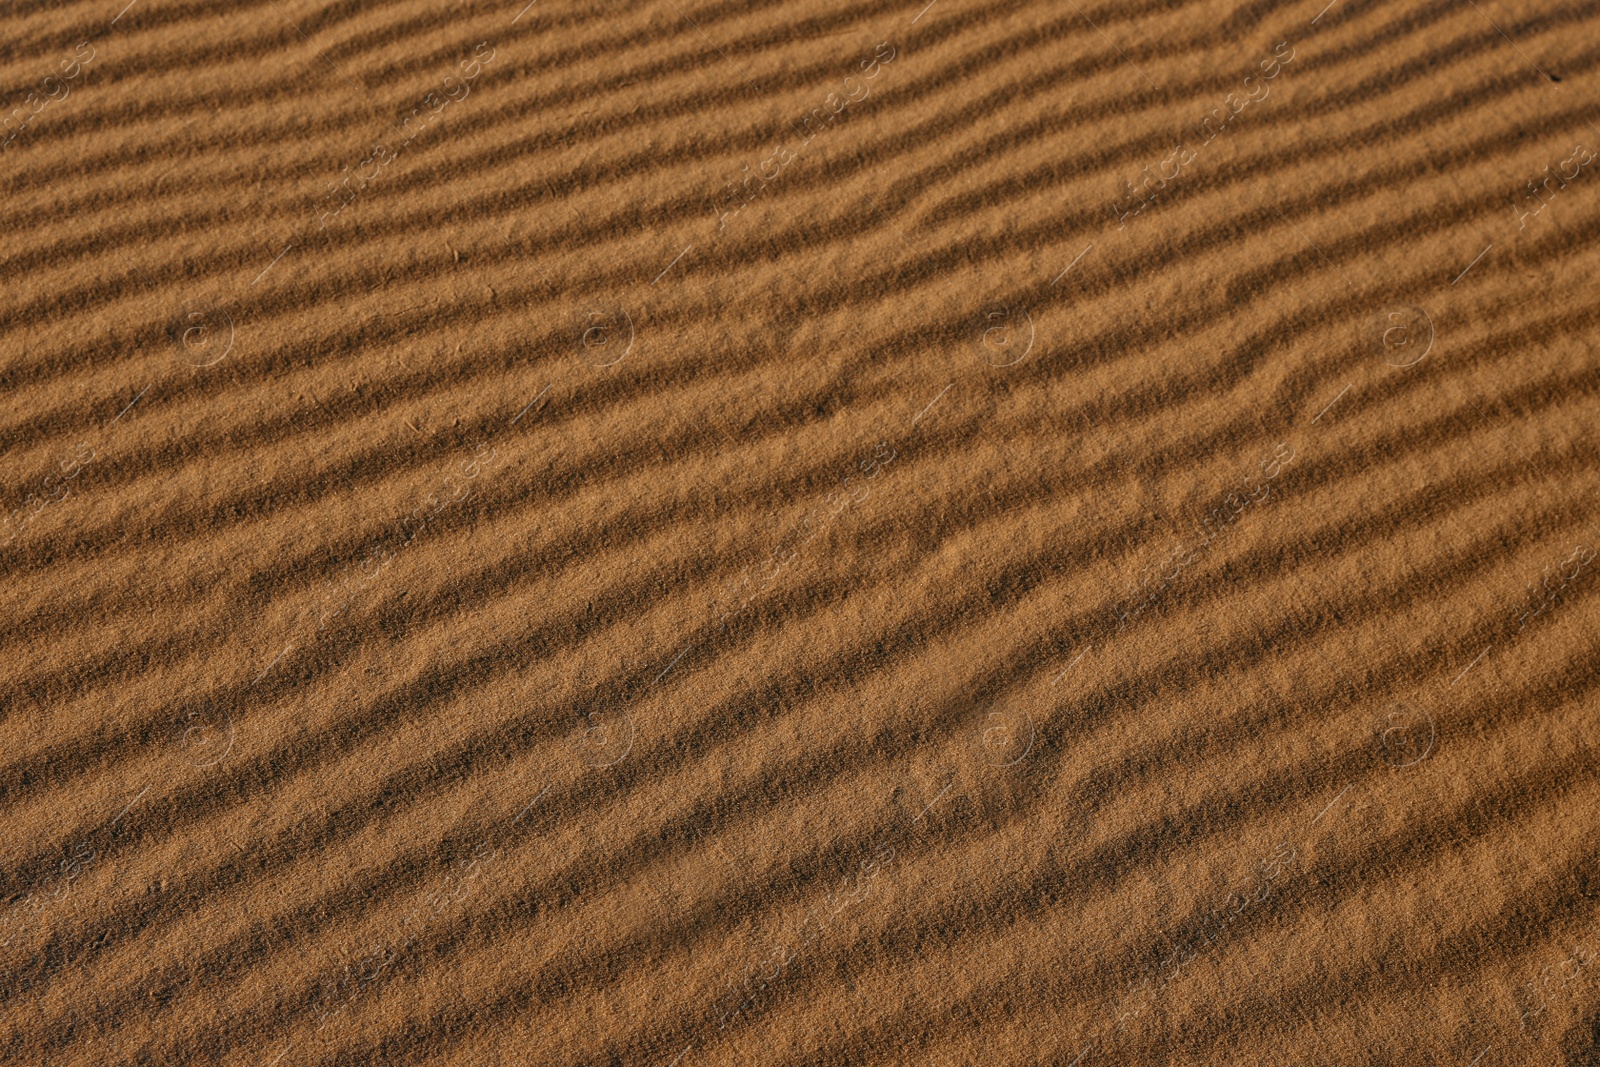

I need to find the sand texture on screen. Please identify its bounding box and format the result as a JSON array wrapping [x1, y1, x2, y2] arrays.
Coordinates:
[[3, 0, 1600, 1064]]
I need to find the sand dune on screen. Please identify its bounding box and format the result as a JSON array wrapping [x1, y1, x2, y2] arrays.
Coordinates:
[[3, 0, 1599, 1064]]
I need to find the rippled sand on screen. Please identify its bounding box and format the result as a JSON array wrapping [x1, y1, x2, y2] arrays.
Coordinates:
[[2, 0, 1599, 1063]]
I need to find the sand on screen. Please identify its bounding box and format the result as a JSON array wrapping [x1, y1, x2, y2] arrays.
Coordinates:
[[2, 0, 1599, 1063]]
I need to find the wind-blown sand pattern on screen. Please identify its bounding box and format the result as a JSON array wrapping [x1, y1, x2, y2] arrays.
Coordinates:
[[2, 0, 1599, 1063]]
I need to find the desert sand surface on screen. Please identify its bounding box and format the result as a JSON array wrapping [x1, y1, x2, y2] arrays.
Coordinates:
[[2, 0, 1599, 1064]]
